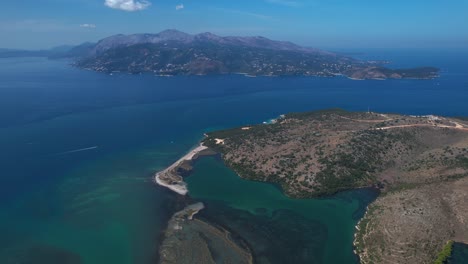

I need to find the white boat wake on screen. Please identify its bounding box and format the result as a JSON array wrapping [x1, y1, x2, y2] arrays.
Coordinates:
[[54, 146, 99, 156]]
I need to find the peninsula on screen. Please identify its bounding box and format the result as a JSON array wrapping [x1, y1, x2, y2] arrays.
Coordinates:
[[200, 109, 468, 263], [155, 144, 209, 195], [154, 109, 468, 263], [61, 30, 438, 80]]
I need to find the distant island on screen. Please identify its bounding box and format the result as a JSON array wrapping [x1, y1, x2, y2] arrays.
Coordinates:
[[73, 30, 438, 80], [157, 109, 468, 263], [1, 30, 439, 80]]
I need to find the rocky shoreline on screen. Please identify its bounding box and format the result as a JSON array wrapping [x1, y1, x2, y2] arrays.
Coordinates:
[[354, 177, 468, 264]]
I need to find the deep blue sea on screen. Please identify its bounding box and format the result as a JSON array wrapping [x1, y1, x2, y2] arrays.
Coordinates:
[[0, 49, 467, 263]]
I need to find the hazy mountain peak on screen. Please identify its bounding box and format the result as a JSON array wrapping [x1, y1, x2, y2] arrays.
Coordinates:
[[156, 29, 194, 41], [158, 29, 190, 36], [85, 29, 336, 58]]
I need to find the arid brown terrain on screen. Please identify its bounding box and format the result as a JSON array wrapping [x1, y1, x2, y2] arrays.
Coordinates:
[[203, 109, 468, 263], [355, 177, 468, 264]]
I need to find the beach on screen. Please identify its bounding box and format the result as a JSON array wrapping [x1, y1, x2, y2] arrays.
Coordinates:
[[154, 144, 208, 195]]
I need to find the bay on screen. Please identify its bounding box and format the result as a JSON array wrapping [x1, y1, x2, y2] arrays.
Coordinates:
[[0, 49, 467, 263], [186, 157, 378, 263]]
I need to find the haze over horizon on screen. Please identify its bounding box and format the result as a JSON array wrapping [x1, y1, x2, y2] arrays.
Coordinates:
[[1, 0, 467, 50]]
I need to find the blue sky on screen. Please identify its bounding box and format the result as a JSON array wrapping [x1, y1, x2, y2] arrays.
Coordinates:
[[1, 0, 467, 49]]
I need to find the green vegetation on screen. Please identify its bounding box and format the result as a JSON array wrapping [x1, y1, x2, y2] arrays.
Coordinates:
[[456, 156, 468, 168], [433, 240, 454, 264]]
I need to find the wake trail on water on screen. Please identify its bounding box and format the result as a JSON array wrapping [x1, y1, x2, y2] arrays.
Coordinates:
[[53, 146, 99, 156]]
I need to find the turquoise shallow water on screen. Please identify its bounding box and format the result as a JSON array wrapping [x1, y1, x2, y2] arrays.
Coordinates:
[[186, 157, 378, 263], [0, 50, 467, 263]]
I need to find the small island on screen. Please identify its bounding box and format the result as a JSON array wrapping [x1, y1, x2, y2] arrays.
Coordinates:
[[157, 109, 468, 263]]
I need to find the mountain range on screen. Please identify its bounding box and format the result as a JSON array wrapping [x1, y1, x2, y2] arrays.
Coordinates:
[[1, 30, 439, 80]]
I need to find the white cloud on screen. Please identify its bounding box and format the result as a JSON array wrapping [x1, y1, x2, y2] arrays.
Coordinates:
[[175, 4, 184, 11], [79, 23, 96, 29], [104, 0, 151, 12]]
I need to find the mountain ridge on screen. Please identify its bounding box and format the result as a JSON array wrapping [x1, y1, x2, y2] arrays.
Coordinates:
[[81, 29, 331, 58], [73, 30, 438, 79], [0, 29, 440, 80]]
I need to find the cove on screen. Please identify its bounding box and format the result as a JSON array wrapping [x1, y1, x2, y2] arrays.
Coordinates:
[[186, 156, 378, 264]]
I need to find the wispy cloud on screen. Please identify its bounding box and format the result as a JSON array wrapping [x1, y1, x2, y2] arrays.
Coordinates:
[[79, 23, 96, 29], [176, 4, 184, 11], [104, 0, 151, 12], [265, 0, 300, 7]]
